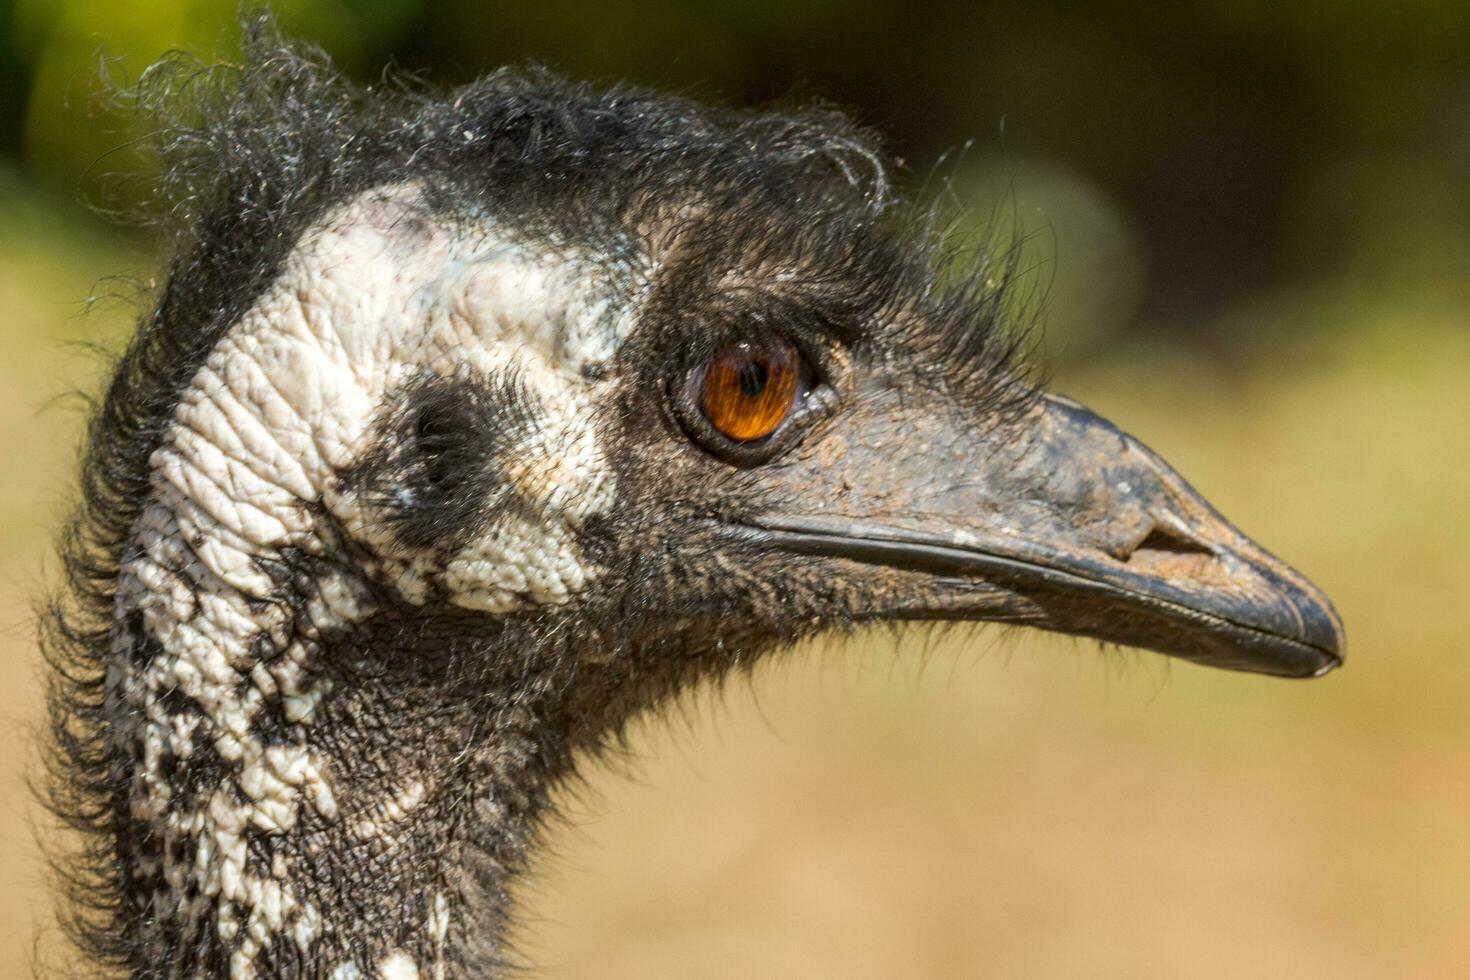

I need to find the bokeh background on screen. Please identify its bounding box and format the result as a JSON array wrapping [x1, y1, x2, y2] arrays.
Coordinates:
[[0, 1, 1466, 977]]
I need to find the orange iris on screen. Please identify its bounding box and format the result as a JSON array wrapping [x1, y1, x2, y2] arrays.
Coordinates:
[[700, 341, 801, 442]]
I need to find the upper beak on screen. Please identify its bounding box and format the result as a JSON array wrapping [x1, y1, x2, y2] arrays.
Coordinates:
[[743, 393, 1344, 678]]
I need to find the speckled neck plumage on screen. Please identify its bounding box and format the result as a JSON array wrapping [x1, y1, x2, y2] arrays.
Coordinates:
[[111, 546, 571, 978], [102, 179, 630, 976]]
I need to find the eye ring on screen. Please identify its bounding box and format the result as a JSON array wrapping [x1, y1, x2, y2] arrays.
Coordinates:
[[671, 335, 839, 467]]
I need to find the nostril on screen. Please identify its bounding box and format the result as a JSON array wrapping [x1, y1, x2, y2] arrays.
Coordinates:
[[1101, 521, 1214, 565], [1132, 526, 1214, 557], [1119, 520, 1243, 587]]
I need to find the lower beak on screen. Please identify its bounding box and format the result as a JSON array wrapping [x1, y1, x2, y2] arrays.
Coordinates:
[[743, 394, 1344, 678]]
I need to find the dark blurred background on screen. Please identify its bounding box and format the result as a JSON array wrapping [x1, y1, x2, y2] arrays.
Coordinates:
[[5, 0, 1470, 352], [1, 3, 1466, 978]]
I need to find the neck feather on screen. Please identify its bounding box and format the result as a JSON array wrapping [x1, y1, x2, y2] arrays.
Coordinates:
[[108, 482, 571, 979]]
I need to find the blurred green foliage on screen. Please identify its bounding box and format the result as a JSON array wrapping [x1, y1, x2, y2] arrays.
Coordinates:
[[3, 0, 1468, 355], [2, 0, 1470, 348]]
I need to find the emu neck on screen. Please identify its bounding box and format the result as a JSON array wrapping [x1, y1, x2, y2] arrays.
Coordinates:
[[111, 499, 572, 978]]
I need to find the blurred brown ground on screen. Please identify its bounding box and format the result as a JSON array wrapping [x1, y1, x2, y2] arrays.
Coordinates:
[[0, 188, 1464, 978]]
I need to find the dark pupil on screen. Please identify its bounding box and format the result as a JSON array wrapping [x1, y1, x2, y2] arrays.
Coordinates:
[[737, 359, 768, 397]]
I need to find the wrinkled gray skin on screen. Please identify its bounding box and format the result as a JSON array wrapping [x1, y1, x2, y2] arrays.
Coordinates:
[[50, 40, 1342, 980]]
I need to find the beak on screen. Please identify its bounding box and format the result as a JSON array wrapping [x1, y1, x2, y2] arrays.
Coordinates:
[[744, 394, 1344, 678]]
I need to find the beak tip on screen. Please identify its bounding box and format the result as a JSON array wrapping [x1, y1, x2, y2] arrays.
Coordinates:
[[1310, 631, 1346, 677], [1299, 593, 1347, 678]]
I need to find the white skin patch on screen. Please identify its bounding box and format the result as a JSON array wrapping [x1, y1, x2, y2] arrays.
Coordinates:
[[109, 183, 634, 977], [350, 779, 427, 842], [429, 892, 451, 980], [379, 952, 421, 980]]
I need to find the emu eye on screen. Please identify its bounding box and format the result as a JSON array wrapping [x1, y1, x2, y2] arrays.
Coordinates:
[[672, 335, 834, 466], [700, 340, 802, 442]]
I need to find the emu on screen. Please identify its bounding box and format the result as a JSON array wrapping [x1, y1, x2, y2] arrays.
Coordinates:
[[45, 28, 1344, 980]]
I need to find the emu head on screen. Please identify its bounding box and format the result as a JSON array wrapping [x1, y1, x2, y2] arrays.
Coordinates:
[[56, 35, 1343, 980]]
